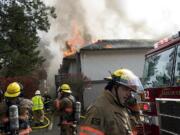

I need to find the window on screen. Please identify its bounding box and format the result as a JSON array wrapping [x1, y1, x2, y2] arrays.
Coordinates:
[[174, 45, 180, 86], [143, 47, 175, 89]]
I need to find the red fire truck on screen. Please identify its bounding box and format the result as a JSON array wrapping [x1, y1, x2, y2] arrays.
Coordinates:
[[141, 31, 180, 135]]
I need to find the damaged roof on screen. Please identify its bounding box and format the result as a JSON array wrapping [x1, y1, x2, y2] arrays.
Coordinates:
[[80, 39, 155, 51]]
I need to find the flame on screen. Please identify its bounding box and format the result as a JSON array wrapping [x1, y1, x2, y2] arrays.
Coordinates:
[[64, 21, 85, 57], [91, 37, 104, 44], [91, 38, 99, 44], [104, 44, 113, 48]]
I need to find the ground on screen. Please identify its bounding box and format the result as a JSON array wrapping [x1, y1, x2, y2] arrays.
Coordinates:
[[31, 115, 60, 135]]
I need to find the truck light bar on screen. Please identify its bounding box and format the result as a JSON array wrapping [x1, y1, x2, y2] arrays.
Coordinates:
[[154, 38, 170, 49], [154, 31, 180, 49]]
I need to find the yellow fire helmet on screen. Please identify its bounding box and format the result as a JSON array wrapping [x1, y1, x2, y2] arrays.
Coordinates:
[[5, 82, 21, 97], [105, 68, 144, 92], [60, 84, 72, 93]]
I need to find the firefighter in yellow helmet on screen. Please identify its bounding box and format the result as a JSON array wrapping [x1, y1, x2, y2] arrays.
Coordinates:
[[61, 83, 71, 94], [54, 83, 76, 135], [32, 90, 44, 126], [79, 68, 143, 135], [0, 82, 32, 134]]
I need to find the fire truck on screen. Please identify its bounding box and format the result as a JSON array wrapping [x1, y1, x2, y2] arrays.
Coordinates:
[[141, 31, 180, 135]]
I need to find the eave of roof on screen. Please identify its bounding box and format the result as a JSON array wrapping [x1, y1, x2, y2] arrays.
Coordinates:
[[80, 39, 155, 51]]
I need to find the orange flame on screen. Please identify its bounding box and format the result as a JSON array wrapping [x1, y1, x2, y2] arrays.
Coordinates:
[[64, 21, 85, 57], [104, 44, 113, 48]]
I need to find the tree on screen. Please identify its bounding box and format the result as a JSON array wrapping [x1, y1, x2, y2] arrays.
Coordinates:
[[0, 0, 56, 77]]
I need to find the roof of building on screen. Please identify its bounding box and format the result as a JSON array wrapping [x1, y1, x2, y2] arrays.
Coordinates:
[[80, 39, 155, 51]]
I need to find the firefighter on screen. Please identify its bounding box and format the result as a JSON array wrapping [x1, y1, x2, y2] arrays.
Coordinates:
[[32, 90, 44, 126], [18, 82, 24, 97], [0, 83, 4, 103], [54, 83, 76, 135], [43, 90, 52, 112], [0, 82, 32, 134], [0, 89, 3, 102], [79, 68, 144, 135]]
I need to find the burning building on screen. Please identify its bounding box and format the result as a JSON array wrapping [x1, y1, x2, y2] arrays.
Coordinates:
[[55, 39, 155, 108]]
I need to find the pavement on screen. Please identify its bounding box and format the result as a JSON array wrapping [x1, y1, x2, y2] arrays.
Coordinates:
[[31, 115, 60, 135]]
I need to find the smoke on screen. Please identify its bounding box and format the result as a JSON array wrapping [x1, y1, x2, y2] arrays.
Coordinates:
[[80, 0, 180, 39], [40, 0, 180, 90], [39, 0, 91, 90]]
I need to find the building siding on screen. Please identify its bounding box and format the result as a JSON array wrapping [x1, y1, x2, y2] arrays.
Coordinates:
[[80, 49, 148, 80], [80, 48, 151, 108]]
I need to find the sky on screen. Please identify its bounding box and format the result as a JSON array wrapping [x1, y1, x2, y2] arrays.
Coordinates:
[[41, 0, 180, 88]]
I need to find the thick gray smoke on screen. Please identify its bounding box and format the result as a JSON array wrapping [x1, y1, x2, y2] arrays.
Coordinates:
[[39, 0, 91, 91], [40, 0, 180, 91]]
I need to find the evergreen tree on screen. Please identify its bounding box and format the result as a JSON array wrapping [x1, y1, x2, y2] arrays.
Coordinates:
[[0, 0, 56, 77]]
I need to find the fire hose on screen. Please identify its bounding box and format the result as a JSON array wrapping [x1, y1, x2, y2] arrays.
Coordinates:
[[31, 115, 50, 129], [80, 115, 86, 119]]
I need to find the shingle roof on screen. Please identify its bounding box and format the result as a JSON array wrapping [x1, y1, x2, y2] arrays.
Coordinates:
[[80, 39, 155, 51]]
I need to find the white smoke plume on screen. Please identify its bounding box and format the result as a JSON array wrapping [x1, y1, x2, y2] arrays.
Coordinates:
[[39, 0, 90, 91], [41, 0, 180, 90], [80, 0, 180, 39]]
